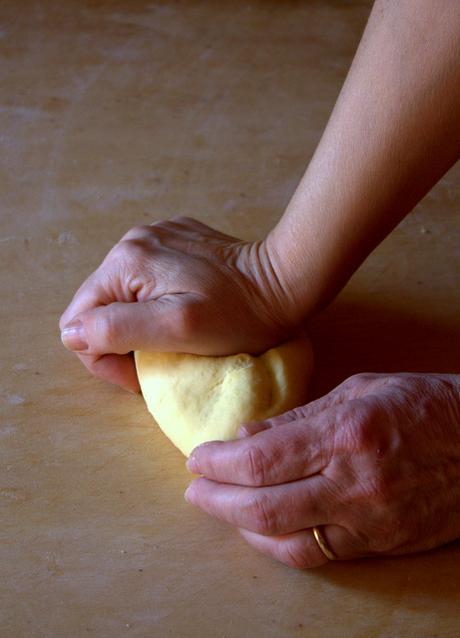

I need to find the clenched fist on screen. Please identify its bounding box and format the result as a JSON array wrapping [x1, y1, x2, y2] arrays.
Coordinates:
[[60, 217, 298, 391]]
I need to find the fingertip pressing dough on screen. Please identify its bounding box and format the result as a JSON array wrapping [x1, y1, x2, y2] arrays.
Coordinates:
[[135, 336, 314, 457]]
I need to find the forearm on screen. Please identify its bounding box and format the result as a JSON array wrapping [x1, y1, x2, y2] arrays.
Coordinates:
[[267, 0, 460, 323]]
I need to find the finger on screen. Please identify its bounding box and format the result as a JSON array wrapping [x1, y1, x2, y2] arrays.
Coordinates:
[[187, 412, 335, 486], [60, 235, 155, 331], [266, 387, 353, 427], [184, 475, 335, 536], [236, 387, 353, 439], [60, 270, 116, 331], [237, 422, 271, 438], [76, 352, 140, 392], [61, 293, 200, 355], [239, 522, 366, 568], [238, 528, 329, 569]]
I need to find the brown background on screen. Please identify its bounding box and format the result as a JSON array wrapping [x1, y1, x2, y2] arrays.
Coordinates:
[[1, 1, 459, 636]]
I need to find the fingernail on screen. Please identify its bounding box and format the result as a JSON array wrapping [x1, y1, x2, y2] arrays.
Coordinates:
[[186, 455, 200, 474], [61, 320, 88, 351], [184, 485, 196, 503]]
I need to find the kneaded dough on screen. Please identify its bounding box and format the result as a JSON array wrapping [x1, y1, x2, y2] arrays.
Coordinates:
[[135, 336, 314, 457]]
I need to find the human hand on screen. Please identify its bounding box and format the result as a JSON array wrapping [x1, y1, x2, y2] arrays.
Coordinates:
[[59, 217, 297, 391], [184, 372, 460, 568]]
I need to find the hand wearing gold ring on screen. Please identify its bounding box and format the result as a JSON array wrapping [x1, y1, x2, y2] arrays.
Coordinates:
[[185, 372, 460, 569]]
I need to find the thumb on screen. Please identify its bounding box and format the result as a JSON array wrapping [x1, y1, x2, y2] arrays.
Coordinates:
[[60, 295, 194, 355]]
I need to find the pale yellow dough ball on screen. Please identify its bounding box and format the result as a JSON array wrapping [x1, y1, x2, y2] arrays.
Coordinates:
[[135, 336, 314, 457]]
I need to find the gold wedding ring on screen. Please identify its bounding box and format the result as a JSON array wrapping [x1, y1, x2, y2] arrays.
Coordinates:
[[312, 526, 336, 561]]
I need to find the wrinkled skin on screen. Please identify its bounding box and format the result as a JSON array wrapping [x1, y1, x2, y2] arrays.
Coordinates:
[[60, 221, 460, 569], [185, 372, 460, 568], [59, 218, 296, 391]]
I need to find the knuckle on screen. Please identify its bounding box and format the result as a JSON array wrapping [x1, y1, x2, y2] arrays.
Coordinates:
[[110, 237, 150, 262], [93, 310, 118, 351], [170, 215, 194, 225], [153, 215, 193, 230], [121, 225, 151, 241], [268, 406, 306, 426], [343, 372, 383, 396], [149, 219, 172, 232], [349, 372, 376, 384], [242, 444, 270, 486], [384, 373, 407, 387], [246, 495, 277, 535], [342, 400, 402, 460], [120, 238, 150, 258], [108, 239, 131, 262], [340, 402, 380, 453]]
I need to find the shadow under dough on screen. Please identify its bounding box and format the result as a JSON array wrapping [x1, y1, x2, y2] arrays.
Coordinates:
[[307, 295, 460, 399]]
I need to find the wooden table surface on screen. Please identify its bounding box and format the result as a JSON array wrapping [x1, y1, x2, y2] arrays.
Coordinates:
[[1, 1, 459, 636]]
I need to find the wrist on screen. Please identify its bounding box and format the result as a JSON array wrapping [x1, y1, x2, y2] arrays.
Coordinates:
[[263, 225, 325, 325], [233, 239, 300, 335], [254, 235, 314, 328]]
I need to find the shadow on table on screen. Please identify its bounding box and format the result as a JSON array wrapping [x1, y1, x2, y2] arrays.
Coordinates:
[[314, 540, 460, 603], [307, 296, 460, 399]]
